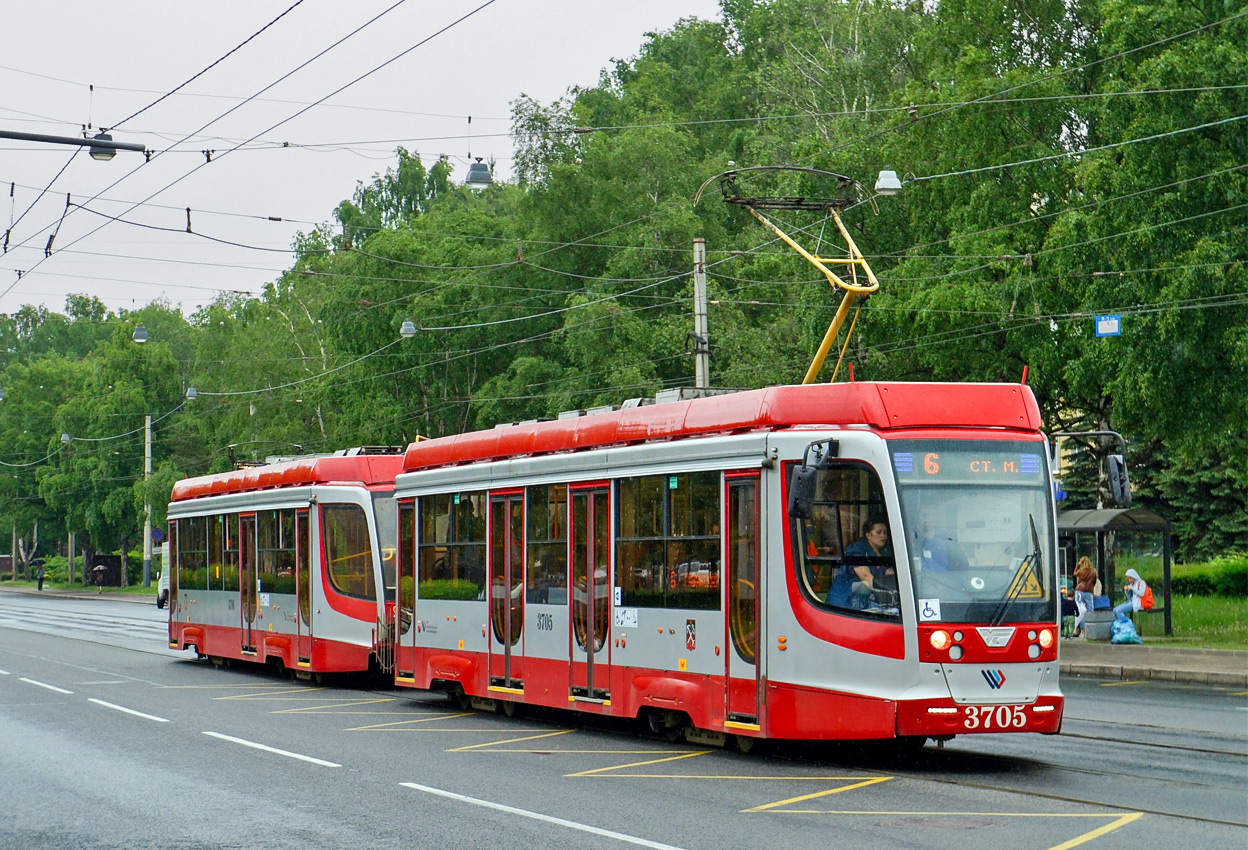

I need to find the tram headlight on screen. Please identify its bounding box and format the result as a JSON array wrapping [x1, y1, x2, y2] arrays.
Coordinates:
[[1038, 628, 1054, 649], [948, 644, 963, 661], [929, 630, 951, 651], [1028, 644, 1041, 659]]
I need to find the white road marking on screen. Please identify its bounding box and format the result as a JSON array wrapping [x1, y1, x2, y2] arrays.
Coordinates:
[[401, 782, 687, 850], [19, 677, 72, 694], [88, 698, 169, 723], [202, 731, 341, 767], [0, 669, 9, 675]]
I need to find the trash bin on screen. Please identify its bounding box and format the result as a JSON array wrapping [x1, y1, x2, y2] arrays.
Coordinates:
[[1083, 609, 1116, 641]]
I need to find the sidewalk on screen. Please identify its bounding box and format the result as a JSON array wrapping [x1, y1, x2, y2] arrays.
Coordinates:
[[1060, 640, 1247, 688], [0, 584, 156, 605]]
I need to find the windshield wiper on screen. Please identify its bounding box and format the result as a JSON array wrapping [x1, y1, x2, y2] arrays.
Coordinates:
[[989, 514, 1043, 627]]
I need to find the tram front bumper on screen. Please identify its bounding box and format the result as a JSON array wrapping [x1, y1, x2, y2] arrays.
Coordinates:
[[896, 694, 1063, 737]]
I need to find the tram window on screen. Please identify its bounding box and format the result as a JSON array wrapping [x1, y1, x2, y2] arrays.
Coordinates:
[[527, 484, 568, 603], [789, 462, 899, 621], [178, 515, 208, 590], [276, 509, 297, 593], [207, 514, 224, 590], [223, 515, 241, 591], [617, 472, 721, 610], [257, 511, 279, 591], [257, 510, 297, 594], [373, 494, 398, 602], [416, 492, 486, 600], [322, 504, 375, 600]]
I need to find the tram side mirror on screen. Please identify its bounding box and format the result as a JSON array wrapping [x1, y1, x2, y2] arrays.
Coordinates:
[[1106, 454, 1131, 507], [789, 439, 839, 520], [789, 465, 818, 520]]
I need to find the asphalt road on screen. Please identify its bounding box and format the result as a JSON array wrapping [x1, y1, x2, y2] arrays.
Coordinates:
[[1, 594, 1244, 850]]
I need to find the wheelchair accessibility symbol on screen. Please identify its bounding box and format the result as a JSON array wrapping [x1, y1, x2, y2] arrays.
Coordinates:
[[919, 599, 942, 621]]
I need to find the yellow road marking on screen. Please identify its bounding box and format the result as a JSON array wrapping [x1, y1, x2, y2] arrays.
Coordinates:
[[568, 751, 709, 776], [744, 777, 892, 812], [348, 712, 474, 731], [215, 687, 328, 700], [1098, 681, 1147, 687], [449, 729, 575, 751], [273, 698, 395, 713], [1230, 691, 1246, 697], [1046, 812, 1144, 850]]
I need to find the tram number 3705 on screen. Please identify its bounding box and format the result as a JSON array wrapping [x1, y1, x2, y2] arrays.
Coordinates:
[[963, 704, 1028, 730]]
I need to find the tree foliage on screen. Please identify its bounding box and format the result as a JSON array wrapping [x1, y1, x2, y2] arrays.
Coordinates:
[[1, 0, 1243, 562]]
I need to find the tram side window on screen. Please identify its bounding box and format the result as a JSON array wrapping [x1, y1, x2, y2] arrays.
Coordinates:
[[207, 514, 224, 590], [417, 492, 486, 600], [527, 484, 568, 604], [223, 514, 241, 592], [177, 515, 208, 590], [257, 510, 297, 594], [617, 472, 721, 610], [791, 462, 899, 620], [322, 504, 375, 600]]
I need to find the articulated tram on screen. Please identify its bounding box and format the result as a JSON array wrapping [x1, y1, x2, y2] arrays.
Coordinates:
[[389, 381, 1063, 747], [166, 381, 1063, 746], [166, 450, 403, 676]]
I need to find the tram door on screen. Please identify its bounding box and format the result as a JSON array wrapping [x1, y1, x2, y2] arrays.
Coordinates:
[[488, 492, 525, 690], [394, 501, 416, 679], [239, 514, 258, 654], [295, 509, 312, 666], [725, 474, 761, 724], [570, 486, 611, 701]]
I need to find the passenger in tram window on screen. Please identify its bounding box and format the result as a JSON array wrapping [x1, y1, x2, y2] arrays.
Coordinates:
[[827, 517, 894, 610]]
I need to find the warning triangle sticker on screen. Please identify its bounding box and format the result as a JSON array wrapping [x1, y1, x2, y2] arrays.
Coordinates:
[[1007, 561, 1045, 599]]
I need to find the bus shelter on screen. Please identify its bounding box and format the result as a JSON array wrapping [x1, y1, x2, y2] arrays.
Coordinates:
[[1057, 508, 1172, 636]]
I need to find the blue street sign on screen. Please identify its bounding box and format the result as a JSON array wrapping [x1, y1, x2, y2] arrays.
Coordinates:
[[1095, 315, 1121, 337], [152, 528, 164, 542]]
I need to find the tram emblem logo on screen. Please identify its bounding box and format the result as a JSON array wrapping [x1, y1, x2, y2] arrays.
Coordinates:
[[686, 619, 696, 651], [981, 669, 1007, 689], [976, 626, 1016, 648]]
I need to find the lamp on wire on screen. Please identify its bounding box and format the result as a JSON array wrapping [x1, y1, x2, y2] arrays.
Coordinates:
[[400, 320, 418, 339], [465, 158, 492, 190], [132, 324, 149, 344], [185, 387, 199, 401], [874, 169, 903, 196]]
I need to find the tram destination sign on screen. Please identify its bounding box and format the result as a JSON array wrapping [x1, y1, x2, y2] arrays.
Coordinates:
[[890, 442, 1046, 484]]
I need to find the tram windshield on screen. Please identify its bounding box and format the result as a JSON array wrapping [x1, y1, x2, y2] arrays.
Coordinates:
[[890, 439, 1056, 624]]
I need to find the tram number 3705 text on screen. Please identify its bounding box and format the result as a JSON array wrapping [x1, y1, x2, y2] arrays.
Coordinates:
[[963, 704, 1027, 729], [535, 612, 555, 631]]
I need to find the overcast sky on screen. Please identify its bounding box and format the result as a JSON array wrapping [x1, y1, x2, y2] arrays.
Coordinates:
[[0, 0, 722, 317]]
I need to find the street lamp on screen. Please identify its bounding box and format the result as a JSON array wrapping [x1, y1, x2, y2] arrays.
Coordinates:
[[132, 324, 149, 344], [400, 319, 418, 339], [874, 169, 903, 196], [464, 158, 493, 190], [0, 128, 147, 159]]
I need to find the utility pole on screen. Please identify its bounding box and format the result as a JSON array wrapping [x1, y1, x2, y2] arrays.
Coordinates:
[[692, 238, 710, 390], [68, 530, 75, 585], [142, 414, 153, 587]]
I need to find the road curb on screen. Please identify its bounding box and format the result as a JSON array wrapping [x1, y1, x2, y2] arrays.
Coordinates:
[[1061, 662, 1248, 688]]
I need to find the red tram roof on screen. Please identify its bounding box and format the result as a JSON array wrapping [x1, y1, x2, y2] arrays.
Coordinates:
[[403, 381, 1042, 472], [171, 454, 404, 502]]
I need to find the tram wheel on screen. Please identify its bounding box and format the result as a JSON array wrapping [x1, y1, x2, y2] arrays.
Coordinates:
[[733, 734, 761, 755], [501, 700, 517, 718]]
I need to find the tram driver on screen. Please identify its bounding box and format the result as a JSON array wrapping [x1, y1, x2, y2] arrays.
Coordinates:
[[827, 517, 896, 610]]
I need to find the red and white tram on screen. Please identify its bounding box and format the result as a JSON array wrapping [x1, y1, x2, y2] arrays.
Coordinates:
[[391, 381, 1064, 746], [166, 450, 403, 676]]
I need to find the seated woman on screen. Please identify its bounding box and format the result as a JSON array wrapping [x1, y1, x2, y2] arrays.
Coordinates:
[[827, 517, 894, 610]]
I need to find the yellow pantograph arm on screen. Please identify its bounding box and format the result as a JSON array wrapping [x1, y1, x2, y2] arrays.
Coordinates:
[[745, 207, 881, 384]]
